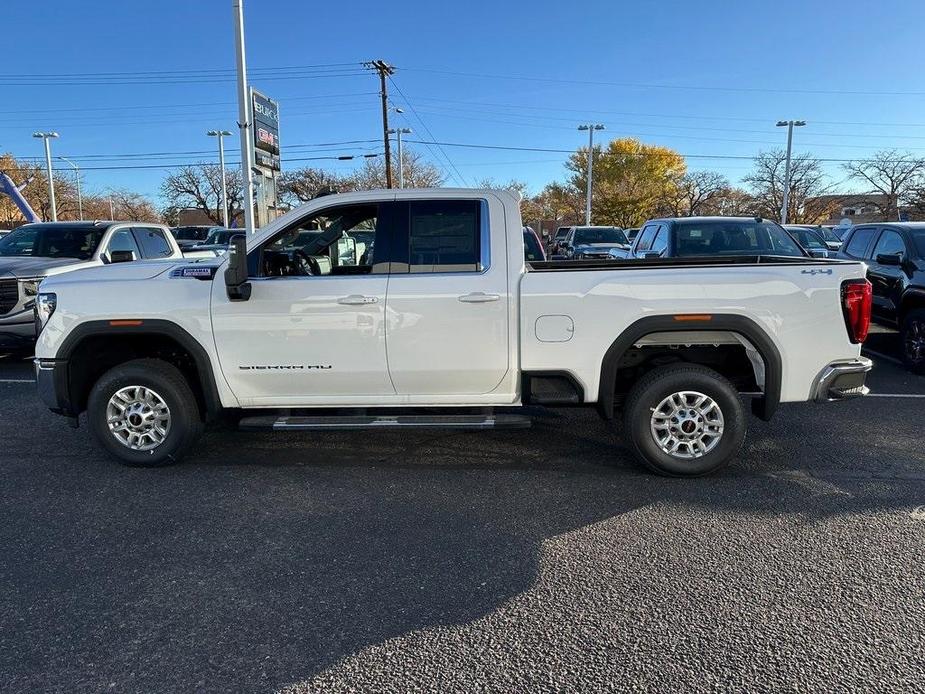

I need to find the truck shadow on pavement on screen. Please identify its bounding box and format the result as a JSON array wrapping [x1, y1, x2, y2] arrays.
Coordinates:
[[1, 396, 923, 693]]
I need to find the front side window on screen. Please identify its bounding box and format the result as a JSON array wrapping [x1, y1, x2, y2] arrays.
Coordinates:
[[405, 200, 481, 273], [635, 224, 659, 252], [844, 227, 877, 258], [260, 203, 382, 277], [133, 227, 174, 259], [105, 228, 140, 261], [0, 224, 104, 259], [650, 226, 669, 255], [871, 229, 906, 259]]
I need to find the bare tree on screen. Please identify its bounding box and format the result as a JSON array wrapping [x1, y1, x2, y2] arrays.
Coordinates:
[[108, 189, 159, 221], [744, 150, 832, 223], [668, 171, 730, 216], [160, 163, 243, 224], [843, 149, 925, 221], [347, 150, 444, 190], [278, 168, 345, 207]]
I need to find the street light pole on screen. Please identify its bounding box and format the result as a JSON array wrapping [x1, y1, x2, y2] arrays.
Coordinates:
[[776, 119, 806, 224], [207, 130, 233, 227], [577, 124, 604, 225], [388, 127, 412, 188], [232, 0, 256, 233], [58, 156, 82, 220], [32, 132, 59, 221]]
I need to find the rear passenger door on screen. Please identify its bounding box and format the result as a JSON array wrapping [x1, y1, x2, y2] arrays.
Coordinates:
[[384, 198, 510, 396]]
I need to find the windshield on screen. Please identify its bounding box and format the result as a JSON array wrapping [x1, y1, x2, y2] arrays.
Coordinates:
[[204, 229, 235, 245], [0, 224, 105, 259], [573, 227, 628, 245], [675, 221, 805, 257], [787, 228, 828, 250], [172, 226, 210, 241]]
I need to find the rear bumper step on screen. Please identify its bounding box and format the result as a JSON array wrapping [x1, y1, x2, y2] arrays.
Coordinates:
[[238, 413, 532, 431]]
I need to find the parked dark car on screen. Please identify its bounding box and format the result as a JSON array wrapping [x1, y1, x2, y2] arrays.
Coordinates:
[[190, 227, 237, 253], [558, 226, 630, 259], [785, 224, 841, 252], [626, 217, 806, 259], [783, 225, 838, 258], [836, 222, 925, 372], [523, 227, 546, 262]]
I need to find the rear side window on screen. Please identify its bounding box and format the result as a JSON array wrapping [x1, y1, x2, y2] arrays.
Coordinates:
[[406, 200, 481, 273], [843, 227, 877, 258], [133, 227, 174, 259]]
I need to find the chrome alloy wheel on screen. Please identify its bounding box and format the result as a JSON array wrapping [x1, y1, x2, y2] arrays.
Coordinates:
[[106, 386, 171, 451], [649, 390, 724, 459]]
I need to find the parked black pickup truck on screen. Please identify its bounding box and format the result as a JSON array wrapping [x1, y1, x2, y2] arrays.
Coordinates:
[[836, 222, 925, 372]]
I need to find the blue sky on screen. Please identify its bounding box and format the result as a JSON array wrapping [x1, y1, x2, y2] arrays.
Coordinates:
[[4, 0, 925, 205]]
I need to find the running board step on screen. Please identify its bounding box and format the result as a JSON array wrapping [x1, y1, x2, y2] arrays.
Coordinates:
[[238, 414, 532, 431]]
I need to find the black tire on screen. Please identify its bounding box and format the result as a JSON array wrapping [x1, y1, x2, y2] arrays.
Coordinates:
[[87, 358, 204, 467], [622, 364, 746, 477], [900, 308, 925, 375]]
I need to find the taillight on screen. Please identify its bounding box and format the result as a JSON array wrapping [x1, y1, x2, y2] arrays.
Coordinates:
[[841, 279, 872, 344]]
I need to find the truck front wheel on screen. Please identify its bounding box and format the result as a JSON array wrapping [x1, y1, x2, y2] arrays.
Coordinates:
[[622, 364, 746, 477], [87, 358, 204, 467]]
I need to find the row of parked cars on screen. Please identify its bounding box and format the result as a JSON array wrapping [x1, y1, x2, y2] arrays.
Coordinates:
[[0, 220, 235, 353], [529, 217, 925, 373]]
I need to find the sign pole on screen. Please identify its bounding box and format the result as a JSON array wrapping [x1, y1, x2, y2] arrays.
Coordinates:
[[233, 0, 256, 234]]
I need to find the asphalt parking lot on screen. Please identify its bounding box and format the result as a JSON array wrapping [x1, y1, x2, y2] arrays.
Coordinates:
[[1, 329, 923, 693]]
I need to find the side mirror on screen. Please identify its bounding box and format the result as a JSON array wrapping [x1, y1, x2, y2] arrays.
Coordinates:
[[224, 234, 252, 301], [876, 252, 902, 266], [109, 250, 136, 263]]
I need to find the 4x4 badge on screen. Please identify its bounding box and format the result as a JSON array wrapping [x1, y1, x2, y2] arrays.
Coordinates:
[[801, 268, 833, 275]]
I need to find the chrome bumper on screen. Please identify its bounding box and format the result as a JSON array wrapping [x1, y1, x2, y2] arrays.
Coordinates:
[[812, 357, 873, 403]]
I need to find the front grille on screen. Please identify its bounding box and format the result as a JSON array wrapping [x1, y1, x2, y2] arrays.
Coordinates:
[[0, 279, 18, 314]]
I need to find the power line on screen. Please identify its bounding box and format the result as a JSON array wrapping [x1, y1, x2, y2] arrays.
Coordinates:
[[387, 75, 468, 186], [402, 66, 925, 97], [0, 62, 361, 79]]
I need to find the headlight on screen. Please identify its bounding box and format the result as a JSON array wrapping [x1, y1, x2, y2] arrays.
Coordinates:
[[20, 276, 45, 301], [34, 292, 57, 332]]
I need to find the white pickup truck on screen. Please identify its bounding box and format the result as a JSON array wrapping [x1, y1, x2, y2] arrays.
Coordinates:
[[33, 189, 873, 476]]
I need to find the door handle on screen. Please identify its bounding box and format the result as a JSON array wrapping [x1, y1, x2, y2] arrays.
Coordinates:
[[338, 295, 378, 305], [458, 292, 500, 303]]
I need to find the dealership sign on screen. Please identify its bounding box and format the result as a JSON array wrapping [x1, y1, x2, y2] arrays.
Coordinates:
[[251, 89, 280, 171]]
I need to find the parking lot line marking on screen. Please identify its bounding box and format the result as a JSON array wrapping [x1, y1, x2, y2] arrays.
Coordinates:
[[0, 379, 34, 384], [867, 393, 925, 398], [862, 348, 903, 366]]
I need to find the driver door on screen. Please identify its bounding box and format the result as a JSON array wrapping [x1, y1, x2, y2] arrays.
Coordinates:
[[210, 201, 395, 405]]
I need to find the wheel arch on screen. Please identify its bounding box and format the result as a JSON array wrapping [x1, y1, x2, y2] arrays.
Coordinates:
[[56, 320, 222, 419], [597, 314, 782, 422]]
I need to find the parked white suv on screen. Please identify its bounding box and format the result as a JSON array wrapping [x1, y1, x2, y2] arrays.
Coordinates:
[[33, 190, 872, 476], [0, 221, 184, 350]]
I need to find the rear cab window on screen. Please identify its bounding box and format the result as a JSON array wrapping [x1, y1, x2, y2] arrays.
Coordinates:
[[674, 220, 803, 257]]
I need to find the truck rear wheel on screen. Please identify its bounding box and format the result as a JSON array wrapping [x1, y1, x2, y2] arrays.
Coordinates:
[[622, 364, 746, 477], [87, 358, 204, 467]]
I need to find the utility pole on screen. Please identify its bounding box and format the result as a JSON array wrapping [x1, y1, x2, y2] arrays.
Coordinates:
[[58, 156, 82, 220], [207, 130, 233, 227], [233, 0, 257, 233], [776, 119, 806, 224], [388, 127, 412, 188], [32, 132, 59, 221], [577, 124, 604, 225], [365, 60, 395, 188]]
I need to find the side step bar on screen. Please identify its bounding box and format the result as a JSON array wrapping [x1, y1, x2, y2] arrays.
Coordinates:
[[238, 413, 532, 431]]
